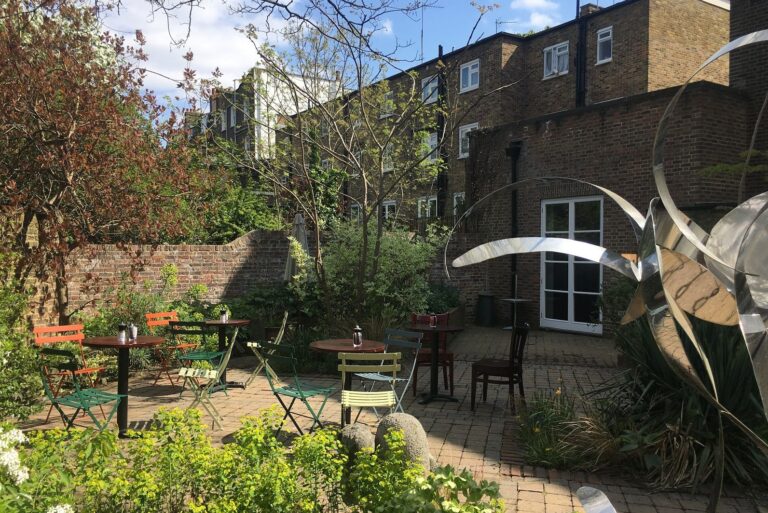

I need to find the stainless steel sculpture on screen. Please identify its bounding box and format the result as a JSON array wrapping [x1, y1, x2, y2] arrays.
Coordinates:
[[448, 31, 768, 513]]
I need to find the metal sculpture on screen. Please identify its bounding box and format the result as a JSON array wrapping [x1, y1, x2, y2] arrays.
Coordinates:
[[448, 31, 768, 512]]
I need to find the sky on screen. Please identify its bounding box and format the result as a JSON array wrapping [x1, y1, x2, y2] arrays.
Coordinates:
[[100, 0, 622, 106]]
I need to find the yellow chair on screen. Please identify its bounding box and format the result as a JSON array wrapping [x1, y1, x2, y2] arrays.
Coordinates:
[[338, 352, 400, 427]]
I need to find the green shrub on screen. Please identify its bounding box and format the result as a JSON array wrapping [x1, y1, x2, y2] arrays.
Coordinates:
[[425, 282, 461, 314], [519, 387, 583, 469]]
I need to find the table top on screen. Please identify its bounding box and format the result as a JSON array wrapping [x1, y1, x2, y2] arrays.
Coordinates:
[[84, 335, 165, 349], [204, 319, 251, 327], [310, 339, 385, 353], [408, 323, 465, 334]]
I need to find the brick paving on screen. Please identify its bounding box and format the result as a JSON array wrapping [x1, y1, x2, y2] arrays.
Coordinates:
[[24, 326, 768, 513]]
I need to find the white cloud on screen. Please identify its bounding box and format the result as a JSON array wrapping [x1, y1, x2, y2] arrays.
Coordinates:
[[510, 0, 558, 10], [381, 18, 393, 35], [529, 11, 556, 28]]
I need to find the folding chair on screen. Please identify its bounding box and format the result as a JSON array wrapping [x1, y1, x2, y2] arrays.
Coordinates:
[[33, 324, 105, 423], [262, 342, 334, 435], [145, 311, 201, 386], [354, 329, 422, 414], [170, 321, 223, 395], [177, 332, 237, 430], [38, 348, 124, 432], [339, 352, 400, 427], [245, 310, 289, 387]]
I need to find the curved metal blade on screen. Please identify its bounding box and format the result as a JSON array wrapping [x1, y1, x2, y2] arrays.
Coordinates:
[[576, 487, 618, 513], [451, 236, 639, 281]]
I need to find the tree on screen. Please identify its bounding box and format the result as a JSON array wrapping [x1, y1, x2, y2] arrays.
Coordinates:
[[186, 1, 515, 320], [0, 0, 214, 323]]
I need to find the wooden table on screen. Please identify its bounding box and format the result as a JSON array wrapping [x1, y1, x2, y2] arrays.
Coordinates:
[[84, 335, 164, 438], [310, 338, 385, 424], [204, 319, 250, 389], [407, 323, 464, 404]]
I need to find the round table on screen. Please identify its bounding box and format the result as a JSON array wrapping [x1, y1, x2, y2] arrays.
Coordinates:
[[310, 338, 385, 424], [84, 335, 164, 437], [204, 319, 250, 388], [407, 324, 464, 404]]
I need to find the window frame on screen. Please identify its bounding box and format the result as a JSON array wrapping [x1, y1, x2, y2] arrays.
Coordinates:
[[426, 131, 438, 161], [596, 26, 613, 65], [220, 111, 227, 132], [459, 59, 480, 93], [350, 203, 361, 223], [382, 144, 394, 172], [417, 195, 438, 219], [229, 105, 236, 128], [543, 41, 570, 79], [458, 122, 479, 159], [380, 91, 395, 119], [382, 200, 397, 221], [421, 75, 438, 105], [453, 192, 466, 219]]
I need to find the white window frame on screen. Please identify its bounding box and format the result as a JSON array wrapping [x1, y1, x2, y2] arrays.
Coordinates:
[[350, 204, 361, 223], [201, 113, 208, 134], [543, 41, 569, 79], [380, 91, 395, 118], [220, 111, 226, 132], [460, 59, 480, 93], [383, 145, 393, 172], [426, 132, 438, 161], [417, 196, 438, 219], [453, 192, 465, 219], [458, 122, 479, 159], [540, 196, 603, 335], [382, 200, 397, 221], [229, 105, 235, 128], [422, 75, 438, 105], [596, 27, 613, 65]]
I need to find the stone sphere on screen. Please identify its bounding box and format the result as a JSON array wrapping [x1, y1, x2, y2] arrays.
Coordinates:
[[375, 413, 430, 473], [339, 423, 375, 457]]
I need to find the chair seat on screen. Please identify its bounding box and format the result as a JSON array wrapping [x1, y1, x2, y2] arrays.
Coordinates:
[[275, 382, 334, 399], [51, 366, 104, 377], [473, 358, 509, 371], [181, 350, 223, 362], [56, 388, 123, 409], [354, 372, 406, 383]]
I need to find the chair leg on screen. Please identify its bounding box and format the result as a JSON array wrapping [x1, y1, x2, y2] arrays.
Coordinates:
[[449, 358, 454, 396], [470, 370, 477, 411], [482, 375, 488, 402], [442, 360, 448, 390], [509, 380, 516, 415], [412, 366, 419, 396]]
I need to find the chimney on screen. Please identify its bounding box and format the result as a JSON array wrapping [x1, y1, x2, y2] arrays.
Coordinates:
[[579, 3, 601, 17]]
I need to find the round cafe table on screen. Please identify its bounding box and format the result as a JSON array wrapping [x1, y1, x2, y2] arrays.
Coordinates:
[[310, 338, 385, 424], [205, 319, 250, 389], [407, 323, 464, 404], [84, 335, 164, 438]]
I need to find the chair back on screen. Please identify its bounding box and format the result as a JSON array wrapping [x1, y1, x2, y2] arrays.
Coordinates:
[[272, 311, 290, 345], [146, 311, 179, 329], [338, 352, 400, 410], [38, 348, 82, 400], [33, 324, 88, 365], [382, 328, 422, 382], [509, 323, 530, 370], [169, 321, 212, 344], [261, 342, 299, 391]]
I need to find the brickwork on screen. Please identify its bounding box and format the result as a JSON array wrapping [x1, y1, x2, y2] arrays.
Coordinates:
[[647, 0, 730, 91]]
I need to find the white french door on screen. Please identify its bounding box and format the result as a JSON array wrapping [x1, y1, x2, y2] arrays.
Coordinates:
[[540, 197, 603, 334]]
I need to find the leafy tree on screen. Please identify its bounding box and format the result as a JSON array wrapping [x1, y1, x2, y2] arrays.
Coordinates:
[[0, 0, 215, 322]]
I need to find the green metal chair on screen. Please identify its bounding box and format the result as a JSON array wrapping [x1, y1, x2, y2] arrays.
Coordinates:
[[339, 352, 400, 427], [262, 342, 334, 435], [245, 310, 289, 388], [172, 321, 224, 396], [177, 331, 237, 430], [38, 348, 125, 432]]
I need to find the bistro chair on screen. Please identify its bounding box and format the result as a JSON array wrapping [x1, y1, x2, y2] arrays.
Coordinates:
[[354, 328, 421, 414], [470, 323, 530, 412], [178, 332, 237, 430], [145, 311, 200, 386], [262, 342, 334, 435], [170, 321, 223, 395], [411, 313, 455, 396], [38, 348, 124, 432], [33, 324, 105, 423], [339, 352, 400, 427], [245, 310, 289, 387]]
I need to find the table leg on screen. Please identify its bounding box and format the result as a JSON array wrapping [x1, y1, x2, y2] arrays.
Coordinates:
[[218, 325, 245, 390], [419, 331, 458, 405], [117, 347, 129, 438]]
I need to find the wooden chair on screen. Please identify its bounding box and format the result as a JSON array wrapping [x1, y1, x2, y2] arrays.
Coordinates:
[[38, 348, 124, 432], [145, 311, 200, 386], [339, 352, 400, 427], [33, 324, 105, 423], [470, 323, 530, 412], [410, 313, 454, 396]]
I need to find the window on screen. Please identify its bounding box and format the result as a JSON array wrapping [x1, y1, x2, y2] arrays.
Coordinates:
[[426, 132, 438, 161], [319, 120, 329, 139], [380, 91, 394, 118], [596, 27, 613, 64], [422, 75, 438, 104], [350, 204, 361, 223], [383, 145, 393, 172], [460, 59, 480, 93], [458, 122, 479, 159], [543, 41, 569, 78], [201, 114, 208, 134], [418, 196, 438, 219], [229, 106, 235, 128], [453, 192, 465, 220], [382, 200, 397, 221], [220, 111, 226, 132]]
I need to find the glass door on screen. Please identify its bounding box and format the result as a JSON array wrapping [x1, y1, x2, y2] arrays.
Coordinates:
[[540, 197, 603, 334]]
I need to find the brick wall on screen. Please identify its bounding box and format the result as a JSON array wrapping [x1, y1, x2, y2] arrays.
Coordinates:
[[466, 81, 750, 327], [647, 0, 730, 92]]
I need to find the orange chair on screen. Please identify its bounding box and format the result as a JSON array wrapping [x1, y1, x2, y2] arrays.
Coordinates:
[[33, 324, 105, 423], [410, 313, 454, 396], [145, 311, 199, 386]]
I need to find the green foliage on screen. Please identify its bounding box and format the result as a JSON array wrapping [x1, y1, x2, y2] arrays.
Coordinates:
[[6, 409, 501, 513], [426, 282, 461, 314], [519, 387, 582, 469], [202, 179, 283, 244]]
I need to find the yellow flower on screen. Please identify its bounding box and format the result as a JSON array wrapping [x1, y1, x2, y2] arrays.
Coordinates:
[[533, 426, 541, 433], [554, 387, 562, 396]]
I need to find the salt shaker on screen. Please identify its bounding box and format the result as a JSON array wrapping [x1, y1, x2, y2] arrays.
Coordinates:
[[352, 325, 363, 348], [118, 323, 127, 343], [129, 323, 138, 341]]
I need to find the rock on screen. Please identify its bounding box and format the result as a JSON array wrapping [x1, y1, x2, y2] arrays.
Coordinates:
[[339, 423, 375, 457], [375, 413, 430, 473]]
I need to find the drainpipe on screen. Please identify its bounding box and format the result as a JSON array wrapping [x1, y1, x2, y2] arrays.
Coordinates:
[[436, 45, 448, 219], [506, 141, 522, 302], [575, 6, 587, 107]]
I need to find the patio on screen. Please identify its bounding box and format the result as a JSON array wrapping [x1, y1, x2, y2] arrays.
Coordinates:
[[24, 326, 767, 513]]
